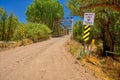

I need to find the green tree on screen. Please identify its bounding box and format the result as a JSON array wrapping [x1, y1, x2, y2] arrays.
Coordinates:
[[0, 8, 5, 40], [67, 0, 120, 54], [73, 20, 84, 42], [0, 7, 19, 41], [7, 12, 19, 41], [12, 23, 51, 42], [26, 0, 64, 30], [1, 11, 7, 40]]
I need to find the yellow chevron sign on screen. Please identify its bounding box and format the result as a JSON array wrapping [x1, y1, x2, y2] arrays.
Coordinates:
[[83, 25, 91, 41], [20, 26, 24, 36]]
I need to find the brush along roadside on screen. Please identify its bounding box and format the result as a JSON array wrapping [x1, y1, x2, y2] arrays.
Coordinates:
[[66, 40, 120, 80], [0, 38, 33, 51]]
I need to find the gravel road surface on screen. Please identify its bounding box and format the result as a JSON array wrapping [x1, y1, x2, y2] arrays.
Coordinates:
[[0, 36, 99, 80]]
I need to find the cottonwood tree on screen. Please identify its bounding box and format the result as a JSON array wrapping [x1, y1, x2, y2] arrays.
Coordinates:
[[0, 7, 19, 41], [67, 0, 120, 55], [26, 0, 64, 31]]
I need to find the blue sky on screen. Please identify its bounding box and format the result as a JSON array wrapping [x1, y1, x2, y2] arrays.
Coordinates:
[[0, 0, 83, 24]]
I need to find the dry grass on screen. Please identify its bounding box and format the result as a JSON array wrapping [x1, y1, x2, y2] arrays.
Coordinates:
[[66, 39, 120, 80], [23, 38, 33, 45], [0, 38, 33, 51], [66, 39, 83, 57]]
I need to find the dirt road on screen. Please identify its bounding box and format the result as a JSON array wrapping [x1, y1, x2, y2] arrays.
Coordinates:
[[0, 36, 99, 80]]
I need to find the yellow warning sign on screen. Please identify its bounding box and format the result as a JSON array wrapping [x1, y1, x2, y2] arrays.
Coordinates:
[[20, 25, 24, 36], [83, 25, 91, 41]]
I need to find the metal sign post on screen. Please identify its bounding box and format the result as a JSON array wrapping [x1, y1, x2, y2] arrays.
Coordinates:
[[83, 25, 91, 53], [83, 13, 95, 54]]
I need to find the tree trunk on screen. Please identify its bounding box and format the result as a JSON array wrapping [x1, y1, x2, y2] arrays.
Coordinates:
[[104, 23, 114, 52], [102, 22, 114, 57], [101, 28, 110, 56]]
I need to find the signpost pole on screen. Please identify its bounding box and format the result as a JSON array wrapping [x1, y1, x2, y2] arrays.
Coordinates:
[[82, 12, 95, 56], [84, 41, 86, 53], [83, 25, 90, 54]]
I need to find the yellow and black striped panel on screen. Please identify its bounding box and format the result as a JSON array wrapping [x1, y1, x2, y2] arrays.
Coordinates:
[[83, 25, 91, 41], [20, 26, 24, 36]]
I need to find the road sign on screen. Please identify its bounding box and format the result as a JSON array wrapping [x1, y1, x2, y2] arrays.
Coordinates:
[[20, 25, 24, 36], [83, 25, 91, 41], [83, 13, 95, 25]]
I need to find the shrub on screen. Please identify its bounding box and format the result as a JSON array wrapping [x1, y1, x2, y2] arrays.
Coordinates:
[[12, 23, 51, 42], [75, 35, 83, 43]]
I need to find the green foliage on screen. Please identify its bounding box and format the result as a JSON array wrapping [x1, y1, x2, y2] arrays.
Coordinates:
[[0, 7, 19, 41], [12, 23, 52, 42], [109, 11, 120, 53], [67, 0, 81, 16], [68, 0, 120, 53], [26, 0, 64, 30], [12, 26, 21, 40], [73, 20, 84, 42]]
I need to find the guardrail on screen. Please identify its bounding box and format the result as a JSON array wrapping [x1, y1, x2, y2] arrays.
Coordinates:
[[105, 51, 120, 56]]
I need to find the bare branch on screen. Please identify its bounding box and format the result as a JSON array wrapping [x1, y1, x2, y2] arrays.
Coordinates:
[[80, 3, 120, 12]]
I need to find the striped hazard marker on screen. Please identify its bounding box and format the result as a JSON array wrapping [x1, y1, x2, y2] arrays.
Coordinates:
[[83, 25, 91, 41], [20, 25, 25, 36]]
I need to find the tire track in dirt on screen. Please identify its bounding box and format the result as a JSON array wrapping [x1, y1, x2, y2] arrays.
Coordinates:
[[0, 38, 60, 79], [0, 36, 100, 80]]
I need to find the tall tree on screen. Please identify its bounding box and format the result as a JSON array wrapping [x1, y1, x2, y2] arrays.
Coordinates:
[[0, 8, 5, 40], [7, 12, 18, 41], [0, 7, 19, 41], [67, 0, 120, 54], [26, 0, 64, 30], [1, 11, 7, 40]]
